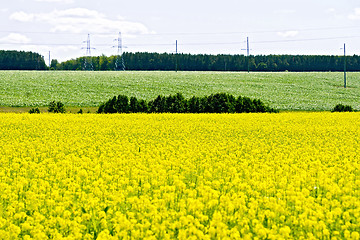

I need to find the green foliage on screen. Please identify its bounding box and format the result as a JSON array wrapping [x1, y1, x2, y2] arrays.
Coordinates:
[[138, 99, 148, 113], [129, 97, 140, 113], [148, 95, 166, 113], [97, 103, 105, 114], [103, 97, 117, 113], [98, 93, 277, 114], [55, 52, 360, 72], [50, 59, 59, 69], [29, 107, 40, 114], [48, 101, 66, 113], [332, 104, 353, 112], [0, 50, 48, 70], [146, 93, 187, 113], [129, 97, 148, 113], [187, 96, 203, 113], [204, 93, 236, 113], [115, 95, 129, 113]]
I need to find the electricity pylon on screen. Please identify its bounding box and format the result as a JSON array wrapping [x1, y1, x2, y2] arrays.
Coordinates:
[[82, 34, 95, 71]]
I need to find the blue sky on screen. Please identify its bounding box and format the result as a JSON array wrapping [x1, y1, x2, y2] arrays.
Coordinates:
[[1, 0, 360, 63]]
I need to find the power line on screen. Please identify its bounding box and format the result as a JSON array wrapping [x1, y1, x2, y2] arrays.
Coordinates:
[[2, 25, 360, 36], [2, 35, 360, 48], [142, 26, 360, 36], [253, 35, 360, 44]]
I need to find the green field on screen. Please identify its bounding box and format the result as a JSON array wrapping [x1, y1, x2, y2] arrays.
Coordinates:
[[0, 71, 358, 111]]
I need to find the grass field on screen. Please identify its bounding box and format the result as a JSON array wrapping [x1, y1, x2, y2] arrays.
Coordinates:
[[0, 71, 359, 111]]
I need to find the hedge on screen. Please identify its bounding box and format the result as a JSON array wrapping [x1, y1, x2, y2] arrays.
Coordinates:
[[97, 93, 278, 114]]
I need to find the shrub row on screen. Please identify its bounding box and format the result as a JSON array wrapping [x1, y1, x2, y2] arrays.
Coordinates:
[[332, 104, 353, 112], [97, 93, 278, 114]]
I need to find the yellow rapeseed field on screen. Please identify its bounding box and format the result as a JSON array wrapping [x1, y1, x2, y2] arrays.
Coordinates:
[[0, 112, 359, 239]]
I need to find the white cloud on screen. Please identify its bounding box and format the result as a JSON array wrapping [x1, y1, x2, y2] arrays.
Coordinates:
[[348, 8, 360, 20], [35, 0, 74, 3], [277, 31, 299, 38], [52, 8, 104, 18], [0, 33, 31, 44], [10, 11, 35, 22], [9, 8, 151, 35]]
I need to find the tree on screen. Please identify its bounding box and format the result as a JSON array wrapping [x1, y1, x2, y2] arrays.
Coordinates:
[[55, 52, 360, 72], [99, 54, 109, 71], [48, 101, 66, 113], [115, 95, 129, 113], [0, 50, 47, 70], [50, 59, 59, 70]]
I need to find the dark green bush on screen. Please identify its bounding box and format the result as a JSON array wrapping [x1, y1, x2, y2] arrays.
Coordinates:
[[138, 99, 148, 113], [97, 103, 105, 113], [148, 95, 166, 113], [187, 96, 201, 113], [235, 97, 255, 113], [98, 93, 277, 114], [332, 104, 353, 112], [48, 101, 66, 113], [115, 95, 129, 113], [165, 93, 186, 113], [103, 96, 117, 113], [204, 93, 236, 113], [129, 97, 140, 113], [29, 107, 40, 114]]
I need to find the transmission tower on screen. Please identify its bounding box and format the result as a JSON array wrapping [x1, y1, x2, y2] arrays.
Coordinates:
[[82, 34, 95, 71], [114, 32, 125, 71]]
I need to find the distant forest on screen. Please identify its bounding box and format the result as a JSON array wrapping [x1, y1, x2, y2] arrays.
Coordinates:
[[1, 50, 360, 71], [53, 52, 360, 72], [0, 50, 47, 70]]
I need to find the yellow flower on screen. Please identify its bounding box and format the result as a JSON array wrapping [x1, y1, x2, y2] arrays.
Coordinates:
[[0, 112, 360, 238]]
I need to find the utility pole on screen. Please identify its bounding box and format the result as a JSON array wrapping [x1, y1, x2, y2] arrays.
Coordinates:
[[340, 43, 347, 88], [343, 43, 347, 88], [114, 32, 125, 71], [246, 37, 250, 73], [175, 40, 178, 72], [241, 37, 251, 73], [48, 51, 51, 69]]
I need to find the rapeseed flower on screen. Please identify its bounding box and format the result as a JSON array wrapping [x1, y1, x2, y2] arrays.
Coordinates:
[[0, 112, 359, 238]]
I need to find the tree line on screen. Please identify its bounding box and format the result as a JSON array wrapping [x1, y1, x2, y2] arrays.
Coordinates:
[[53, 52, 360, 72], [97, 93, 278, 114], [0, 50, 48, 70], [1, 50, 360, 71]]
